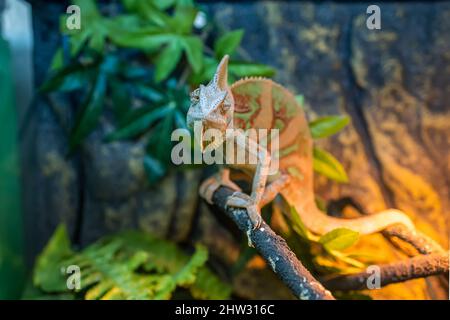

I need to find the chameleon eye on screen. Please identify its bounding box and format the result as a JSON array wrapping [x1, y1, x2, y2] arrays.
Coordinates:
[[190, 88, 200, 102]]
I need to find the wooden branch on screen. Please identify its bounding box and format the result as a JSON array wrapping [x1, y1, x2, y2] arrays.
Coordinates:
[[382, 224, 445, 255], [323, 251, 449, 291], [211, 186, 335, 300]]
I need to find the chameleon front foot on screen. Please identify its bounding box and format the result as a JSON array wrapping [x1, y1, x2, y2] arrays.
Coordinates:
[[226, 191, 262, 229], [199, 171, 242, 204]]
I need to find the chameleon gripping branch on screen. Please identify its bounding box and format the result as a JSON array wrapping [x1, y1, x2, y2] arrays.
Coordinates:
[[212, 186, 335, 300]]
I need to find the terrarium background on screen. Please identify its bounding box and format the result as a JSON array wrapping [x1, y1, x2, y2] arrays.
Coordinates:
[[19, 0, 450, 299]]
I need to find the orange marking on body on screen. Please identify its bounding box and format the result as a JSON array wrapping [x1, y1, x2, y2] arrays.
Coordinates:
[[279, 116, 309, 149], [252, 80, 273, 130]]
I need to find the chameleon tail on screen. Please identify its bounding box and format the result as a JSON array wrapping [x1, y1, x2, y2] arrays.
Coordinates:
[[280, 180, 414, 236]]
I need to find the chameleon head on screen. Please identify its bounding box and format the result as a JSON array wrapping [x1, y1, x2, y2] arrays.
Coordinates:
[[187, 55, 234, 151]]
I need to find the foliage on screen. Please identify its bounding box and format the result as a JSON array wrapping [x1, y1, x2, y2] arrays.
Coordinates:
[[287, 207, 366, 274], [313, 146, 348, 183], [309, 115, 349, 139], [41, 0, 275, 184], [308, 115, 350, 183], [28, 225, 231, 300]]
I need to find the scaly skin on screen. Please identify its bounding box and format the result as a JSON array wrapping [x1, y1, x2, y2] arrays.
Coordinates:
[[187, 55, 414, 235]]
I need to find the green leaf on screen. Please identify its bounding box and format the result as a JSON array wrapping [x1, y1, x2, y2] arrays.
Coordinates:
[[49, 48, 64, 71], [122, 0, 171, 27], [214, 29, 244, 58], [143, 154, 166, 185], [327, 250, 366, 269], [134, 84, 165, 102], [229, 61, 275, 78], [189, 267, 232, 300], [68, 71, 107, 153], [289, 207, 310, 240], [112, 29, 174, 51], [146, 107, 175, 165], [319, 228, 359, 251], [167, 244, 207, 286], [105, 104, 174, 142], [33, 225, 73, 292], [172, 3, 197, 34], [180, 36, 203, 73], [40, 60, 98, 93], [188, 56, 217, 85], [309, 115, 349, 139], [313, 146, 348, 183], [174, 110, 188, 129], [62, 0, 109, 53], [154, 41, 183, 82], [295, 95, 304, 107], [109, 79, 131, 122]]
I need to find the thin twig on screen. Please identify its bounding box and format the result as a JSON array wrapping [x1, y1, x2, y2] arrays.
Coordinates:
[[211, 186, 335, 300], [323, 251, 449, 291]]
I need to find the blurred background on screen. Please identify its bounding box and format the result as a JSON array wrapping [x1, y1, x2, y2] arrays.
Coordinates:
[[0, 0, 448, 300]]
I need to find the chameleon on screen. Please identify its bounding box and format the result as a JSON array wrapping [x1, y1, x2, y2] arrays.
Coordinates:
[[187, 55, 415, 235]]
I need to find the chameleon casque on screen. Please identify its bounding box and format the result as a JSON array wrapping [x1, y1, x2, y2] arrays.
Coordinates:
[[187, 55, 415, 235]]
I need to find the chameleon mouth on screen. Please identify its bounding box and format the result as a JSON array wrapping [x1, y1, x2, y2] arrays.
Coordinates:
[[199, 125, 223, 152]]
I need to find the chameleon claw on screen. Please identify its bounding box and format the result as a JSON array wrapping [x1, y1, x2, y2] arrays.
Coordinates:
[[226, 191, 262, 229], [247, 205, 262, 230]]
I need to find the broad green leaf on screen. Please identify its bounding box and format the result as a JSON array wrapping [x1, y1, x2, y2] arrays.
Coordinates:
[[181, 36, 203, 73], [62, 0, 109, 53], [105, 104, 175, 141], [313, 146, 348, 183], [112, 29, 174, 51], [69, 71, 107, 153], [154, 41, 183, 82], [319, 228, 359, 251], [229, 61, 275, 78], [214, 29, 244, 58], [309, 115, 350, 139], [121, 0, 171, 27], [172, 3, 197, 34]]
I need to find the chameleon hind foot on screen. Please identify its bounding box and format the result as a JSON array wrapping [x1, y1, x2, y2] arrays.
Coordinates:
[[199, 169, 242, 204], [226, 191, 262, 229]]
